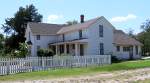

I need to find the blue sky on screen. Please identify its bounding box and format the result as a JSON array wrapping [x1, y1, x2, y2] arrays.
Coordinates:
[[0, 0, 149, 34]]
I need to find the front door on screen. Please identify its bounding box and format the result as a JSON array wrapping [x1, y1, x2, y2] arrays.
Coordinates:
[[129, 46, 133, 60]]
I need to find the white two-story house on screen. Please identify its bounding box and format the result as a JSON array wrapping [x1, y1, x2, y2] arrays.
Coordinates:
[[25, 15, 142, 60]]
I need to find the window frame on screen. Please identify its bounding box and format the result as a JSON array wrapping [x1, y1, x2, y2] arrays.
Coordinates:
[[123, 46, 130, 52], [62, 34, 65, 41], [99, 25, 103, 37], [36, 35, 40, 40], [79, 30, 82, 39], [136, 46, 138, 55], [100, 43, 104, 55], [29, 32, 31, 40], [37, 45, 40, 50], [116, 46, 120, 52]]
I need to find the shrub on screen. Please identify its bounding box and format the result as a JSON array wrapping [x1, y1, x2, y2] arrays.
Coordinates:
[[111, 55, 120, 63], [37, 48, 54, 57]]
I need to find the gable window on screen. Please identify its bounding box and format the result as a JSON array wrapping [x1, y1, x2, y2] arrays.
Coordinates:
[[136, 46, 138, 55], [99, 25, 103, 37], [116, 46, 120, 52], [100, 43, 104, 55], [79, 30, 82, 39], [123, 47, 130, 52], [37, 35, 40, 40]]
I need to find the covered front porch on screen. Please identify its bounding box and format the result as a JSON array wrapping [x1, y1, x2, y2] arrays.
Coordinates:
[[49, 39, 88, 56], [115, 44, 141, 60]]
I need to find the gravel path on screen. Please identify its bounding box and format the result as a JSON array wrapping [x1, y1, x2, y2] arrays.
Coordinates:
[[2, 68, 150, 83]]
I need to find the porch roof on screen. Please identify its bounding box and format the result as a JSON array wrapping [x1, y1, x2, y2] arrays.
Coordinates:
[[49, 38, 88, 45], [114, 30, 143, 46]]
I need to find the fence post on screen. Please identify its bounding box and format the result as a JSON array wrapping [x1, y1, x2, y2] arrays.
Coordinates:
[[108, 55, 111, 64], [6, 58, 10, 75], [42, 57, 45, 70]]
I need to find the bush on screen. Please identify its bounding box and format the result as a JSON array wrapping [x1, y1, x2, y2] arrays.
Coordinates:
[[111, 55, 120, 63], [37, 48, 54, 57], [18, 43, 29, 57]]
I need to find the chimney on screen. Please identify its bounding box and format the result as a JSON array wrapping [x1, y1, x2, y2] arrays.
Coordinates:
[[80, 14, 84, 23]]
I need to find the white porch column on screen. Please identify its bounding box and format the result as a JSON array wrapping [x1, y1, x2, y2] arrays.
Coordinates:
[[64, 44, 67, 55], [75, 43, 78, 56], [56, 45, 58, 55]]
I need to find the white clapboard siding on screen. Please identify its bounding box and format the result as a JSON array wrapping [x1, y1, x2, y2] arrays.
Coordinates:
[[0, 55, 111, 75]]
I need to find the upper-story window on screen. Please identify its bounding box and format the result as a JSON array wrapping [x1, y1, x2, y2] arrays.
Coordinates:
[[79, 30, 82, 39], [29, 32, 31, 40], [62, 34, 65, 41], [99, 25, 103, 37], [37, 35, 40, 40]]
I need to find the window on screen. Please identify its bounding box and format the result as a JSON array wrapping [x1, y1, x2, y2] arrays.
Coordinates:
[[80, 44, 84, 56], [136, 46, 138, 55], [123, 47, 130, 52], [37, 45, 40, 50], [79, 30, 82, 39], [29, 32, 31, 40], [99, 25, 103, 37], [100, 43, 104, 55], [116, 46, 120, 52], [37, 35, 40, 40], [62, 34, 65, 41]]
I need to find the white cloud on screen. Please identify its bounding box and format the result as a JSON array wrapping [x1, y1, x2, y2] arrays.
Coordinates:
[[47, 14, 63, 23], [110, 14, 137, 23]]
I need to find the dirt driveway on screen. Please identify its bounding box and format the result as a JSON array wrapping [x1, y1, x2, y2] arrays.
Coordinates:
[[2, 68, 150, 83]]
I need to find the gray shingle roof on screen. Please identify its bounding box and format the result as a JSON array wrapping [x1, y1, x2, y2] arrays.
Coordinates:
[[57, 17, 101, 34], [28, 22, 66, 35], [28, 17, 102, 35], [114, 30, 143, 46]]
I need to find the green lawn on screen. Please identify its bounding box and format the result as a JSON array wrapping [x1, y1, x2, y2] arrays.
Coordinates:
[[1, 59, 150, 81], [135, 79, 150, 83]]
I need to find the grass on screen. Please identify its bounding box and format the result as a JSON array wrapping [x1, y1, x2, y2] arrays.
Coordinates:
[[135, 79, 150, 83], [1, 59, 150, 81]]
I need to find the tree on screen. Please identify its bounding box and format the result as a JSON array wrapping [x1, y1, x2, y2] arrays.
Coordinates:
[[66, 20, 78, 25], [2, 4, 43, 49], [128, 29, 135, 38], [137, 19, 150, 56], [141, 19, 150, 32], [0, 34, 4, 50]]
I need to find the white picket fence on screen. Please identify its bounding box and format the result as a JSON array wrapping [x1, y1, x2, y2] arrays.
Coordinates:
[[0, 55, 111, 75]]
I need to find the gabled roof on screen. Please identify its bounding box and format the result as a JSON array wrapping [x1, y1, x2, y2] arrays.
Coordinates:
[[28, 22, 66, 35], [28, 16, 107, 35], [114, 30, 143, 46], [57, 17, 102, 34]]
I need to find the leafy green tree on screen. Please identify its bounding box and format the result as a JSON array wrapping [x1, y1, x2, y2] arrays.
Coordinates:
[[128, 29, 135, 38], [2, 4, 43, 49], [66, 20, 78, 25], [137, 19, 150, 56], [0, 34, 4, 50]]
